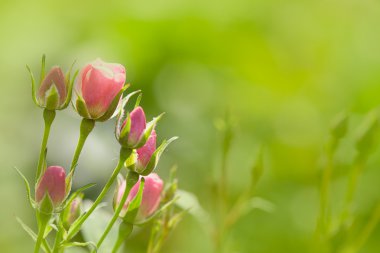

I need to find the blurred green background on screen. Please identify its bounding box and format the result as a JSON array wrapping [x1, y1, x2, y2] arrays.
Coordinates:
[[2, 0, 380, 252]]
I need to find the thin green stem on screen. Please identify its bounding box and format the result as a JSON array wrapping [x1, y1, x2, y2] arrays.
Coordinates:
[[66, 118, 95, 196], [65, 148, 132, 242], [95, 170, 138, 251], [52, 215, 63, 253], [34, 213, 50, 253], [36, 109, 56, 181], [112, 222, 133, 253], [70, 119, 95, 174]]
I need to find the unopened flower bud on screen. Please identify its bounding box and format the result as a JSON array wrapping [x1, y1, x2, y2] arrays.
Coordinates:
[[75, 59, 127, 121], [115, 173, 163, 220], [35, 166, 66, 208], [136, 130, 157, 172], [37, 67, 68, 110], [62, 195, 82, 229]]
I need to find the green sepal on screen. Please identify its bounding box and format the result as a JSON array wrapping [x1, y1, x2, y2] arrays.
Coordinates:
[[60, 182, 94, 213], [62, 65, 78, 109], [135, 196, 179, 226], [114, 90, 141, 123], [16, 216, 38, 241], [75, 93, 91, 118], [96, 84, 130, 122], [14, 167, 36, 208], [140, 136, 178, 176], [134, 113, 165, 149], [39, 194, 54, 215], [44, 85, 60, 110], [123, 178, 145, 223], [119, 111, 131, 144], [26, 64, 40, 107], [61, 241, 97, 252], [330, 112, 349, 140], [167, 208, 188, 229], [40, 54, 46, 85], [134, 93, 142, 108]]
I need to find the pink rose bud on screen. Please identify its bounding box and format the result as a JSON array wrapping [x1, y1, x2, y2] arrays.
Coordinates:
[[136, 130, 157, 170], [35, 166, 66, 207], [37, 67, 68, 110], [76, 59, 126, 120], [63, 195, 82, 229], [115, 173, 163, 220], [121, 106, 147, 147]]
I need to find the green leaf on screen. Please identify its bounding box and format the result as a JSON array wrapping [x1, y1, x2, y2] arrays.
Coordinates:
[[123, 178, 145, 223], [330, 112, 349, 140], [251, 147, 264, 190], [14, 167, 36, 208], [141, 136, 178, 176]]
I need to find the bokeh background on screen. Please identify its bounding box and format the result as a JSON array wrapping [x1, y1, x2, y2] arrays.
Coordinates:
[[2, 0, 380, 252]]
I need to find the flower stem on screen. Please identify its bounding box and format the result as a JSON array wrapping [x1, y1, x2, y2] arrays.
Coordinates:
[[65, 147, 132, 241], [95, 170, 138, 251], [112, 222, 133, 253], [36, 109, 56, 181], [70, 118, 95, 174], [34, 212, 50, 253], [66, 118, 95, 194]]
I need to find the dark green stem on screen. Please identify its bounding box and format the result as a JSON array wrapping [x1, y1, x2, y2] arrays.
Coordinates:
[[36, 109, 56, 181], [65, 148, 132, 241], [95, 170, 138, 250]]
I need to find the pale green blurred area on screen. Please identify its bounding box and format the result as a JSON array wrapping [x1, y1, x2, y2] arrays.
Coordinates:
[[2, 0, 380, 252]]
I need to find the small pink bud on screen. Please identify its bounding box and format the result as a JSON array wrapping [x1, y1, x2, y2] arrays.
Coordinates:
[[136, 130, 157, 170], [36, 166, 66, 207], [76, 59, 126, 119], [63, 196, 82, 229], [37, 67, 67, 109], [115, 173, 163, 219], [123, 106, 146, 146]]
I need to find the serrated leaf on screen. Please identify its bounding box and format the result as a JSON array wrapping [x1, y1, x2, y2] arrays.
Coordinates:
[[141, 136, 178, 176], [14, 167, 36, 208]]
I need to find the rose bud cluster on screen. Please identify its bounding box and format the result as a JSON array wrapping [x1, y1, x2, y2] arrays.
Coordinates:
[[35, 166, 66, 212], [114, 173, 164, 220], [75, 59, 128, 122]]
